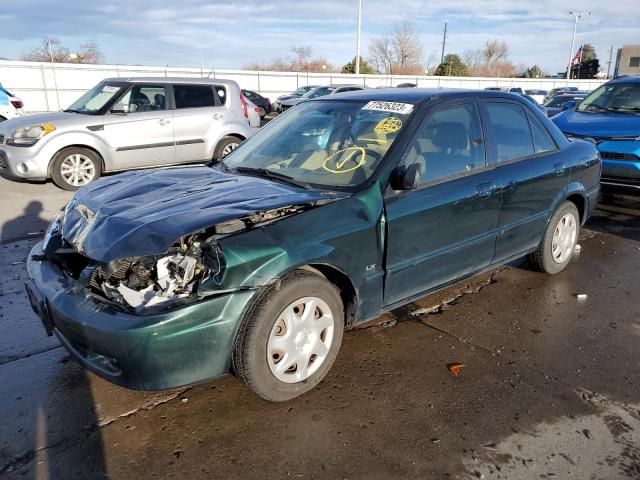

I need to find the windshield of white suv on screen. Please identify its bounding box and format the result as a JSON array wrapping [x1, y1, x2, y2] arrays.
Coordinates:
[[65, 82, 125, 114], [577, 83, 640, 114], [223, 100, 414, 190], [303, 87, 336, 99]]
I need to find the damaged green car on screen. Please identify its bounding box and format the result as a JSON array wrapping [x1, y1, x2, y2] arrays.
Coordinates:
[[26, 89, 600, 401]]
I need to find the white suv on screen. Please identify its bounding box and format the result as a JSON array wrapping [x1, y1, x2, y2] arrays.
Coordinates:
[[0, 84, 25, 122], [0, 77, 252, 190]]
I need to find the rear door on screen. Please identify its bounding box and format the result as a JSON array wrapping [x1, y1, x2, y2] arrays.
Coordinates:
[[172, 84, 226, 162], [480, 100, 568, 262], [103, 83, 174, 169], [383, 100, 501, 306]]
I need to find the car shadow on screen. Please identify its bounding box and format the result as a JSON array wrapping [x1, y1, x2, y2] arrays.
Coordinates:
[[586, 193, 640, 242]]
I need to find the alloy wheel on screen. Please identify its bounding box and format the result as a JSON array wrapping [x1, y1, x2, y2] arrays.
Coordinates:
[[551, 212, 577, 263], [222, 142, 239, 157], [60, 153, 96, 187]]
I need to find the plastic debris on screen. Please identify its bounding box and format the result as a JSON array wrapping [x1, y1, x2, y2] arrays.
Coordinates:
[[573, 244, 581, 252], [575, 294, 588, 301], [583, 428, 592, 440], [447, 363, 466, 377], [482, 442, 498, 450]]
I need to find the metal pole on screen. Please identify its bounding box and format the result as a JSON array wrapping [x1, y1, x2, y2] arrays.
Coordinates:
[[566, 11, 590, 80], [40, 63, 50, 112], [355, 0, 362, 75], [606, 45, 613, 78], [440, 22, 447, 64], [200, 52, 204, 77], [46, 40, 62, 111]]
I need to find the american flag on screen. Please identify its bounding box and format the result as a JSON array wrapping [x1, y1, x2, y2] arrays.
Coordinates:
[[572, 45, 583, 65]]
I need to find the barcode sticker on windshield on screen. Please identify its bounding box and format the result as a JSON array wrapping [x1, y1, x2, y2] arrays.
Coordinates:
[[362, 101, 414, 114], [102, 86, 119, 93]]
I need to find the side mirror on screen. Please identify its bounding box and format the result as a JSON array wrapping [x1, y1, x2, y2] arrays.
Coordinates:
[[390, 163, 421, 191], [561, 101, 577, 111], [111, 104, 129, 114]]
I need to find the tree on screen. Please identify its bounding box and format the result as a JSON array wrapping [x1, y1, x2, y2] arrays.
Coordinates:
[[434, 54, 469, 76], [291, 45, 313, 71], [523, 65, 544, 78], [245, 47, 333, 73], [368, 21, 424, 74], [569, 44, 600, 79], [341, 56, 375, 74], [21, 37, 104, 64]]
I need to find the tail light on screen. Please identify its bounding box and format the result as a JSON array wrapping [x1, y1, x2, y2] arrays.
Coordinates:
[[254, 107, 260, 113], [239, 93, 248, 119], [11, 99, 23, 109]]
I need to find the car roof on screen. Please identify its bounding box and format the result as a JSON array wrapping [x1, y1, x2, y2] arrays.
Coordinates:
[[315, 87, 525, 104], [101, 77, 239, 86], [609, 75, 640, 84]]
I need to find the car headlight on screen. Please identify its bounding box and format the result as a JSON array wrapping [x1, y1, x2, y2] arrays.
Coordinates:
[[7, 123, 56, 147]]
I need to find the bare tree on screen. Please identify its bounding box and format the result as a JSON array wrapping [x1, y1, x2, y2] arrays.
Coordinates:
[[368, 22, 424, 74], [291, 45, 313, 71], [462, 48, 483, 76], [483, 40, 509, 64], [21, 37, 104, 64], [460, 40, 515, 77]]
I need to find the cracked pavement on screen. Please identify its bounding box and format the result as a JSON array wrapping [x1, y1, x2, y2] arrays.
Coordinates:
[[1, 174, 639, 479]]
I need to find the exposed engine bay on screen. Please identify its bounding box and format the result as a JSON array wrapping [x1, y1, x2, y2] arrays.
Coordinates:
[[43, 204, 314, 314]]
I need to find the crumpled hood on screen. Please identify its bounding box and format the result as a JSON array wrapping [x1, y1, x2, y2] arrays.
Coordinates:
[[0, 111, 95, 135], [63, 166, 347, 262], [553, 110, 640, 137]]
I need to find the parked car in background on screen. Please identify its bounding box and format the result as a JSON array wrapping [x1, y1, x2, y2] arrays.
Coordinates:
[[396, 82, 417, 88], [274, 85, 319, 112], [522, 94, 547, 114], [279, 85, 366, 111], [26, 88, 600, 402], [485, 86, 524, 94], [525, 89, 548, 105], [0, 77, 252, 190], [553, 75, 640, 193], [543, 87, 578, 104], [0, 83, 24, 122], [242, 89, 272, 118], [244, 97, 261, 129], [543, 93, 588, 117]]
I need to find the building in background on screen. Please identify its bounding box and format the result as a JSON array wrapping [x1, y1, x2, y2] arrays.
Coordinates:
[[614, 45, 640, 77]]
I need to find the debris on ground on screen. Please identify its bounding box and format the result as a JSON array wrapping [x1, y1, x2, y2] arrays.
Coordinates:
[[447, 363, 466, 377], [574, 244, 581, 252], [583, 428, 592, 440], [482, 443, 498, 450], [575, 293, 588, 301]]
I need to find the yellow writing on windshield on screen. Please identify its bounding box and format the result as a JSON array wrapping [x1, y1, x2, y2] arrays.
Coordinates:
[[373, 116, 402, 134], [323, 147, 366, 174]]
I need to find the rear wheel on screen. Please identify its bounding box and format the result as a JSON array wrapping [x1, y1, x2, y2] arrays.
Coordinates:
[[256, 106, 266, 118], [0, 116, 6, 122], [50, 147, 102, 191], [233, 271, 344, 401], [528, 201, 579, 274], [214, 136, 241, 160]]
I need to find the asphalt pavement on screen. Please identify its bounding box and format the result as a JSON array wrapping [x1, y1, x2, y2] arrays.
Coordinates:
[[0, 173, 638, 479]]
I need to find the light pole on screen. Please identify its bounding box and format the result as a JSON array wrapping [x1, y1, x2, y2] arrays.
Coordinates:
[[566, 11, 590, 80], [355, 0, 362, 75]]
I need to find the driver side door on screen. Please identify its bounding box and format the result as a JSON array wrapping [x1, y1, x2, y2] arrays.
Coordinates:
[[103, 83, 175, 170]]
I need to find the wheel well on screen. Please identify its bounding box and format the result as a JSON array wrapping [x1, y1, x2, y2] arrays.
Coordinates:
[[297, 264, 357, 327], [48, 145, 105, 176], [566, 193, 585, 223]]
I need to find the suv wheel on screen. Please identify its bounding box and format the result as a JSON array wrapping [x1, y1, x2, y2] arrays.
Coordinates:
[[528, 201, 579, 274], [233, 271, 344, 401], [214, 136, 241, 159], [0, 116, 6, 123], [51, 147, 102, 191]]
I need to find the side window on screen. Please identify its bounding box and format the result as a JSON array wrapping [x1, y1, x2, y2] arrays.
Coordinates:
[[173, 85, 216, 109], [116, 85, 167, 113], [402, 102, 485, 184], [243, 90, 254, 99], [485, 102, 534, 163], [527, 113, 557, 154]]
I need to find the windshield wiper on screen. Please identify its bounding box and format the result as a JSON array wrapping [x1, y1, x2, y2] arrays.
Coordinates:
[[63, 109, 83, 113], [581, 104, 615, 113], [610, 106, 640, 113], [234, 167, 312, 190]]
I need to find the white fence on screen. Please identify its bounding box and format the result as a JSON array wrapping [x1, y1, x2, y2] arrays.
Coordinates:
[[0, 60, 605, 113]]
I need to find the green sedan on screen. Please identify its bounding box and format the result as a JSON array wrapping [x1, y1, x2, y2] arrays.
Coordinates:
[[26, 89, 600, 401]]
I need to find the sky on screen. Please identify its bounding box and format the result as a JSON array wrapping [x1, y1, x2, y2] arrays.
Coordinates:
[[1, 0, 639, 74]]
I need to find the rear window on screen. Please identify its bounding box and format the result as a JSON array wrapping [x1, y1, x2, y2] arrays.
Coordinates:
[[173, 85, 216, 109]]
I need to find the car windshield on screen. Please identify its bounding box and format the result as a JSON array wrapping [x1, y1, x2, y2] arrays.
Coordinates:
[[303, 87, 336, 99], [576, 83, 640, 114], [65, 82, 125, 114], [223, 100, 413, 190], [544, 96, 584, 107]]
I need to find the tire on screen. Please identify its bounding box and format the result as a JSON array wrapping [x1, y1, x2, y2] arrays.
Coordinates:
[[50, 147, 102, 191], [528, 201, 580, 274], [214, 136, 241, 160], [0, 116, 6, 123], [233, 270, 344, 402], [256, 106, 266, 118]]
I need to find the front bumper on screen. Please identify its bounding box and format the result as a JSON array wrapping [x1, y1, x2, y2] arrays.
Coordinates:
[[0, 143, 50, 180], [26, 242, 258, 390], [599, 141, 640, 192]]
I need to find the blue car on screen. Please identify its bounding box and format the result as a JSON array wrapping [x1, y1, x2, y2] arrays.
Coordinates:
[[553, 76, 640, 193]]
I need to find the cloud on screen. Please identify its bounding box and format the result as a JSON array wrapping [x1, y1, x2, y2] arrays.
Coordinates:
[[0, 0, 638, 72]]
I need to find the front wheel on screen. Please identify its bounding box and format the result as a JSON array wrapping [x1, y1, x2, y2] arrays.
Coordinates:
[[233, 271, 344, 401], [50, 147, 102, 191], [214, 136, 241, 160], [528, 201, 579, 274]]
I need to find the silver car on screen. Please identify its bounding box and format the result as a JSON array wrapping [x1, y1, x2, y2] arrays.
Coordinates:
[[0, 77, 253, 190]]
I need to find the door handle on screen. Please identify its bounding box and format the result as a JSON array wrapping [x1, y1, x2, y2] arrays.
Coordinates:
[[553, 162, 567, 176], [213, 113, 224, 120], [476, 182, 496, 198], [158, 119, 170, 126]]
